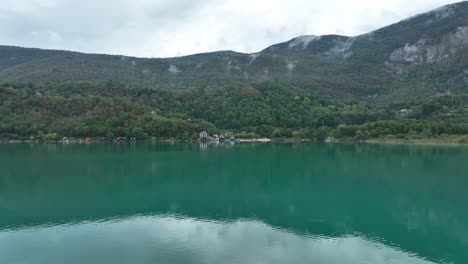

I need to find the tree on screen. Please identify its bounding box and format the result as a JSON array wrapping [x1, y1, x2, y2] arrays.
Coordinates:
[[315, 127, 329, 141], [131, 127, 145, 139]]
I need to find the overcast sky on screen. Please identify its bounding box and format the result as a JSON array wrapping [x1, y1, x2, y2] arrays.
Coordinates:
[[0, 0, 462, 58]]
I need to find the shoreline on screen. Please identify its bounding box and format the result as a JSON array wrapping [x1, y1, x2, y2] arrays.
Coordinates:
[[362, 138, 468, 146], [2, 136, 468, 146], [326, 137, 468, 146]]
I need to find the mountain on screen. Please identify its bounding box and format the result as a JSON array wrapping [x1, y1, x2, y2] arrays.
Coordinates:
[[1, 2, 468, 141], [1, 2, 468, 100]]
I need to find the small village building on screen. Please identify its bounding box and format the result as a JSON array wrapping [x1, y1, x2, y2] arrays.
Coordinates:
[[199, 131, 208, 139], [199, 131, 209, 142]]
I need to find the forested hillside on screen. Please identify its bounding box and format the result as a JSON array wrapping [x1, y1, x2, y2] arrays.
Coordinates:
[[1, 2, 468, 141]]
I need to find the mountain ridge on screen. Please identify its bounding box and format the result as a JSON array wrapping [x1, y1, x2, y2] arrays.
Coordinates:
[[0, 2, 467, 141], [1, 2, 466, 59], [0, 1, 467, 100]]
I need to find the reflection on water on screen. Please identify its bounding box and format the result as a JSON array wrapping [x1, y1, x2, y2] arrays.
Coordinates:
[[0, 142, 467, 263], [0, 215, 437, 264]]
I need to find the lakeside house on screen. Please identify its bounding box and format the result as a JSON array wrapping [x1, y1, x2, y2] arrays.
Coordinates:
[[199, 132, 223, 142], [199, 131, 209, 142], [199, 131, 208, 139]]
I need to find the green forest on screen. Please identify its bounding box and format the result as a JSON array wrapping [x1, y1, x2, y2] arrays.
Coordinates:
[[1, 81, 467, 142]]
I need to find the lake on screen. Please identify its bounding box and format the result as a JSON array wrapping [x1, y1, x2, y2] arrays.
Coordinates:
[[0, 142, 467, 264]]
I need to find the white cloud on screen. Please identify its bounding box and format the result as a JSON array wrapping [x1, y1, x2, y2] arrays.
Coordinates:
[[0, 0, 462, 57]]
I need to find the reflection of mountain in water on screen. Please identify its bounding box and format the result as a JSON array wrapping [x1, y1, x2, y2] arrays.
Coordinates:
[[0, 143, 467, 263], [0, 215, 436, 264]]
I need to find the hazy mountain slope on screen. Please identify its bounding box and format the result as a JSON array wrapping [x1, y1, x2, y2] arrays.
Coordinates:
[[0, 1, 467, 100]]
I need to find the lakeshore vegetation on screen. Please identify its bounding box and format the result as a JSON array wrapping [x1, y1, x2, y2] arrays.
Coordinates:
[[1, 81, 467, 142]]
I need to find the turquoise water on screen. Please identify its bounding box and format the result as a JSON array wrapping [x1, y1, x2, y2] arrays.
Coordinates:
[[0, 142, 467, 263]]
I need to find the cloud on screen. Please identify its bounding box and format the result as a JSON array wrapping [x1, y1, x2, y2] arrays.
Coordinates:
[[0, 0, 462, 57]]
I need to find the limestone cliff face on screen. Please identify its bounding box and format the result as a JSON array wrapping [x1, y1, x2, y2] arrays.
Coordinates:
[[387, 26, 468, 73]]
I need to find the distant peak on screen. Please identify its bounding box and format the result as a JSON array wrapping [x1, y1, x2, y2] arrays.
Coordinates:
[[401, 1, 468, 24], [287, 35, 321, 49], [431, 4, 456, 19]]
